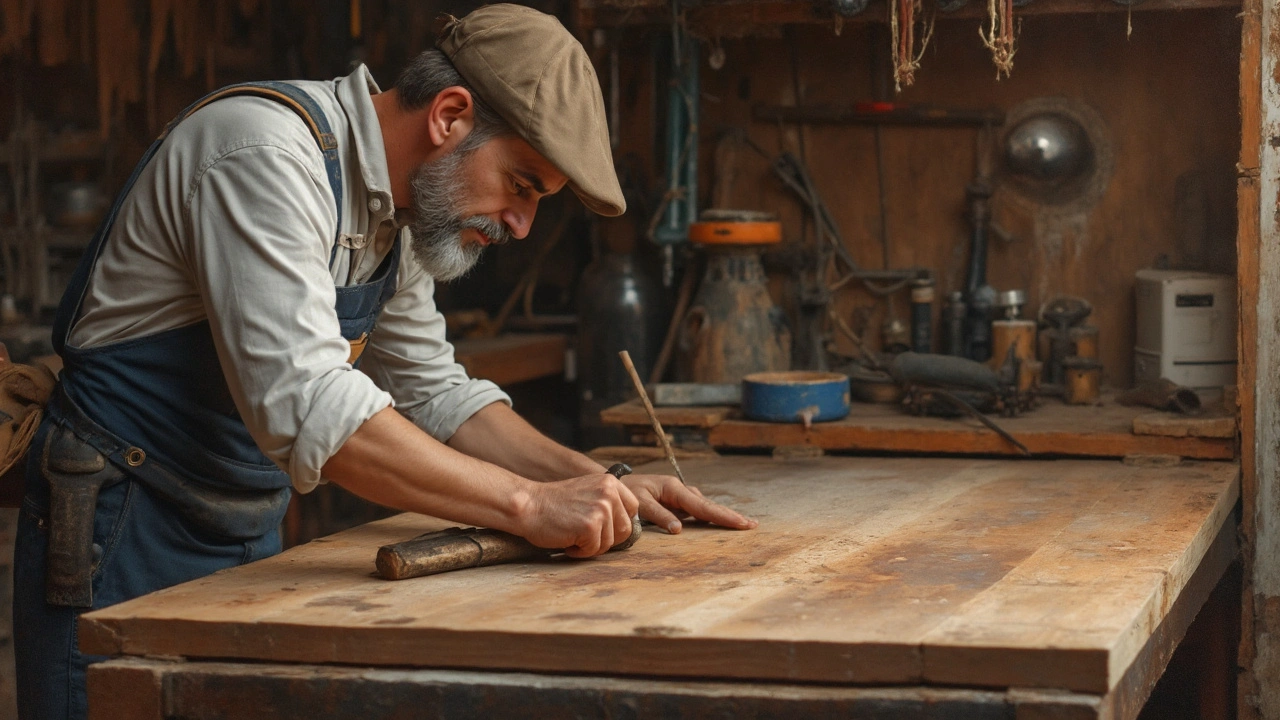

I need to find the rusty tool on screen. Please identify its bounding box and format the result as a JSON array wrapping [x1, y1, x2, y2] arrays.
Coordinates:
[[377, 463, 640, 581], [618, 350, 687, 485]]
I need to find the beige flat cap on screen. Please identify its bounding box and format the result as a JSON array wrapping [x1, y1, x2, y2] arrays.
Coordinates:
[[438, 4, 625, 217]]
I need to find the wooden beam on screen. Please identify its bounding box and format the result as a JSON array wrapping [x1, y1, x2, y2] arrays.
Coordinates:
[[601, 397, 1238, 459], [88, 658, 1109, 720], [579, 0, 1242, 31]]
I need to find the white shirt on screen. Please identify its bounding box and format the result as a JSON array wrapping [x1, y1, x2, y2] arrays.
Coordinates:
[[69, 65, 511, 493]]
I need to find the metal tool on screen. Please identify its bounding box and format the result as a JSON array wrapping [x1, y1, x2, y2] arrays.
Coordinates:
[[1117, 379, 1202, 414], [377, 463, 639, 581], [619, 350, 687, 485], [43, 426, 121, 606], [888, 352, 1032, 456], [1039, 296, 1093, 391]]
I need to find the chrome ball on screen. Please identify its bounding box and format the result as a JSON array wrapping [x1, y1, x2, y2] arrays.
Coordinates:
[[1003, 113, 1092, 183]]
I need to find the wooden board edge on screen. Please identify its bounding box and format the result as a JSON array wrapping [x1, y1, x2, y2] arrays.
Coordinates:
[[707, 421, 1237, 459], [1100, 517, 1241, 720], [76, 623, 926, 687], [1104, 468, 1241, 689], [86, 657, 1114, 720], [78, 616, 124, 657]]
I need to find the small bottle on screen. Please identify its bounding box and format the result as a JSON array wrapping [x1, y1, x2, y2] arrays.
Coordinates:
[[910, 279, 934, 354]]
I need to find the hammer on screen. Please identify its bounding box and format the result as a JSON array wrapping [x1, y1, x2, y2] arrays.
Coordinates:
[[376, 463, 640, 581]]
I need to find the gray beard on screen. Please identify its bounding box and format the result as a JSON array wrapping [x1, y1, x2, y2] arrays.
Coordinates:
[[407, 149, 512, 282]]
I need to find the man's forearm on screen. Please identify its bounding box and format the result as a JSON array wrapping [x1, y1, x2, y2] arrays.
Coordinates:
[[447, 401, 604, 481], [322, 406, 539, 533]]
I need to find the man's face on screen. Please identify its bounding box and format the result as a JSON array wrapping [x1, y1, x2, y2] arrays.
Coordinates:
[[408, 135, 567, 281]]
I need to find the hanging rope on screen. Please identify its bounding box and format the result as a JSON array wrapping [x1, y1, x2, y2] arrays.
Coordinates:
[[979, 0, 1017, 80], [889, 0, 934, 92]]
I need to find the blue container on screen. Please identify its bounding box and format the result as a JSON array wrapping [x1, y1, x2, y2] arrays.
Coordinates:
[[741, 371, 851, 423]]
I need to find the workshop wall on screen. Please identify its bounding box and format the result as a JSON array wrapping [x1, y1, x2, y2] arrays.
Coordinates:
[[614, 9, 1241, 387]]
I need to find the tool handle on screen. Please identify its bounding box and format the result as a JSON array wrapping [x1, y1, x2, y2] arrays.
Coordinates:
[[376, 527, 549, 581], [377, 463, 642, 581], [618, 351, 687, 484]]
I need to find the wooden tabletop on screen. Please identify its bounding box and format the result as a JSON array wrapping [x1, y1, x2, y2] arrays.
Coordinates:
[[81, 456, 1238, 701], [601, 396, 1237, 459]]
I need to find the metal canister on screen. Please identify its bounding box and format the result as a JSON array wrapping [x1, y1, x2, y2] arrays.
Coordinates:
[[910, 279, 935, 354], [677, 214, 791, 382], [577, 252, 667, 446], [1063, 357, 1102, 405]]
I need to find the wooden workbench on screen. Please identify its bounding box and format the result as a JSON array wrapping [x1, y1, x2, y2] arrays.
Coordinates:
[[82, 456, 1239, 719], [601, 395, 1238, 459]]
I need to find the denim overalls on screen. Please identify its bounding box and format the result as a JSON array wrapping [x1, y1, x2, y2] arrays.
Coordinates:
[[13, 82, 401, 720]]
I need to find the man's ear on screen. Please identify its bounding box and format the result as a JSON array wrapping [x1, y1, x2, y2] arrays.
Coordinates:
[[426, 86, 476, 150]]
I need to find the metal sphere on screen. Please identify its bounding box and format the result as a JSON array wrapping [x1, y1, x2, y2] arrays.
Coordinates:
[[1003, 113, 1093, 183]]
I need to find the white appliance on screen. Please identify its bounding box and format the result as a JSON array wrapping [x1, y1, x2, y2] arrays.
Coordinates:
[[1133, 269, 1236, 389]]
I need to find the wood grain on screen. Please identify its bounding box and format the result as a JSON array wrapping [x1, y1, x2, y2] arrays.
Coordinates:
[[80, 457, 1238, 696], [1236, 0, 1263, 710], [1131, 411, 1237, 439], [602, 396, 1237, 459], [450, 333, 566, 387], [87, 657, 1111, 720]]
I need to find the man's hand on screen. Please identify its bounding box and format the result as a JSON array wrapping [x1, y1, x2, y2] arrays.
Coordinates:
[[623, 474, 758, 535], [519, 472, 641, 558]]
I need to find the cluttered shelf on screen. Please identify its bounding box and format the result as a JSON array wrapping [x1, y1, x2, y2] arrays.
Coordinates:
[[601, 391, 1237, 459]]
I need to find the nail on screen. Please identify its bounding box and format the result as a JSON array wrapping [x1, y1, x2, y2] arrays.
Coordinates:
[[667, 520, 682, 534]]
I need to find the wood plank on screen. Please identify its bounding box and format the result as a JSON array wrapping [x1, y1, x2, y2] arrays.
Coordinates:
[[600, 396, 1237, 459], [1132, 411, 1237, 439], [600, 398, 731, 429], [79, 457, 1238, 697], [451, 333, 566, 387], [1238, 0, 1265, 712], [88, 657, 1107, 720]]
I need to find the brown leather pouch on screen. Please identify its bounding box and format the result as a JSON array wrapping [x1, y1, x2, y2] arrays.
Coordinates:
[[0, 361, 58, 507]]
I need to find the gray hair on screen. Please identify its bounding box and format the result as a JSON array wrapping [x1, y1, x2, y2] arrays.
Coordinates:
[[395, 49, 512, 150]]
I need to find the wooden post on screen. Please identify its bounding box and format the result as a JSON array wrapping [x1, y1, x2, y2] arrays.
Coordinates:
[[1239, 0, 1268, 714]]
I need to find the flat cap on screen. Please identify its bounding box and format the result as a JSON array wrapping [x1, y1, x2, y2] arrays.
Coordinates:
[[438, 4, 625, 217]]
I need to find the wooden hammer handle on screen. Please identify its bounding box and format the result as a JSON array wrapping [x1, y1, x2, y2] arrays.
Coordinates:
[[376, 464, 640, 581]]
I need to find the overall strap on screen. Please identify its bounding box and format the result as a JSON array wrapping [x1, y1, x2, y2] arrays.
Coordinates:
[[53, 81, 345, 355]]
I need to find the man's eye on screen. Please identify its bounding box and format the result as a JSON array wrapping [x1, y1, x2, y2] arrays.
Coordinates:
[[511, 178, 530, 197]]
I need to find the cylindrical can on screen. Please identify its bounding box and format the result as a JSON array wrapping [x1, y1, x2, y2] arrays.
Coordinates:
[[990, 319, 1037, 391], [910, 280, 935, 354], [1070, 325, 1099, 360], [1063, 357, 1102, 405]]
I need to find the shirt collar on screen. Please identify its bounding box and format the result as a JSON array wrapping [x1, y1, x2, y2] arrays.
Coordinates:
[[336, 64, 395, 218]]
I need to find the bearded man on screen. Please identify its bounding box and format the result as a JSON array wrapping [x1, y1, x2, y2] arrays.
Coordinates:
[[13, 6, 754, 719]]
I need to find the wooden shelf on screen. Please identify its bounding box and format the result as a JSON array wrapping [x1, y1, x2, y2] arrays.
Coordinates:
[[579, 0, 1240, 30], [451, 333, 567, 387], [600, 394, 1237, 459]]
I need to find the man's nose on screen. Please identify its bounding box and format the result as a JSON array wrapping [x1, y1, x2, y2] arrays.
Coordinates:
[[501, 200, 537, 240]]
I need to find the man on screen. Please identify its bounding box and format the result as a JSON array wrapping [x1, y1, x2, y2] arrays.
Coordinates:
[[13, 5, 755, 718]]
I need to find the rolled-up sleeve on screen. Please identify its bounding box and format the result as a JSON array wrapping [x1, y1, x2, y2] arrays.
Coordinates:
[[359, 251, 511, 443], [185, 143, 393, 493]]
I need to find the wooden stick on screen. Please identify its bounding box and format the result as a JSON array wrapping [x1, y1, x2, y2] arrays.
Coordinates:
[[618, 350, 687, 485]]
